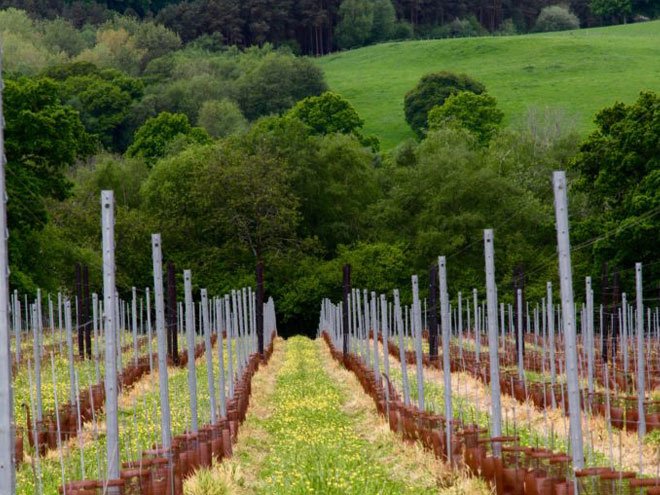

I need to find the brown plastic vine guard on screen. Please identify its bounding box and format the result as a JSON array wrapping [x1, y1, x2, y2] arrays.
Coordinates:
[[384, 332, 660, 434], [59, 332, 276, 495], [323, 331, 658, 495], [27, 334, 220, 465]]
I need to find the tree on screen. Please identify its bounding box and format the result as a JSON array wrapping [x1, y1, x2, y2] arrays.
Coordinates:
[[4, 77, 93, 230], [373, 126, 553, 290], [589, 0, 632, 22], [370, 0, 397, 42], [127, 111, 211, 164], [335, 0, 375, 49], [3, 76, 93, 291], [287, 91, 364, 136], [40, 17, 90, 57], [534, 5, 580, 32], [310, 134, 379, 249], [277, 242, 409, 329], [286, 91, 379, 149], [404, 71, 486, 138], [197, 99, 248, 138], [236, 52, 327, 120], [76, 27, 147, 76], [428, 91, 504, 144], [51, 65, 144, 151], [572, 91, 659, 279], [201, 140, 300, 260], [131, 20, 182, 70], [143, 139, 300, 262]]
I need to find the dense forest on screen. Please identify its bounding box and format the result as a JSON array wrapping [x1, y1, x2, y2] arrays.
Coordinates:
[[2, 8, 658, 333], [0, 0, 657, 55]]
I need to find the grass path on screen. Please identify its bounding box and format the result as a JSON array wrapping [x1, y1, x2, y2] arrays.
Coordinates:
[[185, 336, 490, 494]]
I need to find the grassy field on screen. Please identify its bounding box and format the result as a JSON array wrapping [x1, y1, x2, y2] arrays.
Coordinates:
[[317, 21, 660, 150]]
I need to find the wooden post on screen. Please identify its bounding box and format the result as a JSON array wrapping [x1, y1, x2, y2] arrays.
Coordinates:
[[256, 262, 264, 357], [601, 263, 609, 362], [65, 300, 76, 405], [76, 263, 84, 359], [394, 290, 411, 406], [547, 282, 557, 409], [166, 261, 178, 364], [342, 264, 351, 357], [0, 57, 14, 490], [412, 275, 425, 411], [586, 277, 594, 395], [131, 287, 138, 367], [428, 264, 439, 361], [201, 289, 216, 424], [611, 271, 621, 360], [635, 263, 646, 436], [83, 265, 92, 359], [216, 297, 227, 418], [152, 234, 172, 451]]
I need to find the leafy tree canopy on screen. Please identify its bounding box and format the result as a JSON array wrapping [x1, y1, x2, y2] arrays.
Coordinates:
[[404, 71, 486, 138], [590, 0, 632, 20], [142, 138, 300, 262], [572, 91, 659, 277], [43, 62, 144, 150], [197, 99, 248, 138], [236, 52, 327, 120], [287, 91, 364, 136], [336, 0, 375, 49], [4, 76, 93, 231], [428, 91, 504, 145], [127, 111, 211, 164]]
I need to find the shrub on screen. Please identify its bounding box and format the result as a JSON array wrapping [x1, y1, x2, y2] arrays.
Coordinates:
[[391, 21, 414, 40], [496, 19, 519, 35], [437, 16, 487, 38], [534, 5, 580, 32]]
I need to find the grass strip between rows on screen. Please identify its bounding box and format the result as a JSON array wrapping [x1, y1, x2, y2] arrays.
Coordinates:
[[187, 336, 491, 495]]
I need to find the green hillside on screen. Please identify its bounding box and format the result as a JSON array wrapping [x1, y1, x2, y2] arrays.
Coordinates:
[[317, 21, 660, 149]]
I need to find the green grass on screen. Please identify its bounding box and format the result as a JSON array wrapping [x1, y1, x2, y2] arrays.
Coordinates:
[[255, 336, 435, 495], [317, 21, 660, 150], [17, 337, 233, 495]]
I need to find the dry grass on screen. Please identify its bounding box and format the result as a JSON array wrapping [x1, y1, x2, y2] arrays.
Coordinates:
[[380, 342, 658, 473], [319, 340, 493, 494], [184, 464, 245, 495]]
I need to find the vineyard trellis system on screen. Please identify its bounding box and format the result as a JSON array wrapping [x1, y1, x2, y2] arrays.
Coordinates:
[[318, 171, 660, 495], [0, 60, 659, 494], [0, 66, 280, 494], [3, 193, 278, 495]]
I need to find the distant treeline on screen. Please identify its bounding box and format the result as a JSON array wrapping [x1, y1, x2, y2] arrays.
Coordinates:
[[1, 0, 656, 55], [0, 7, 656, 332]]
